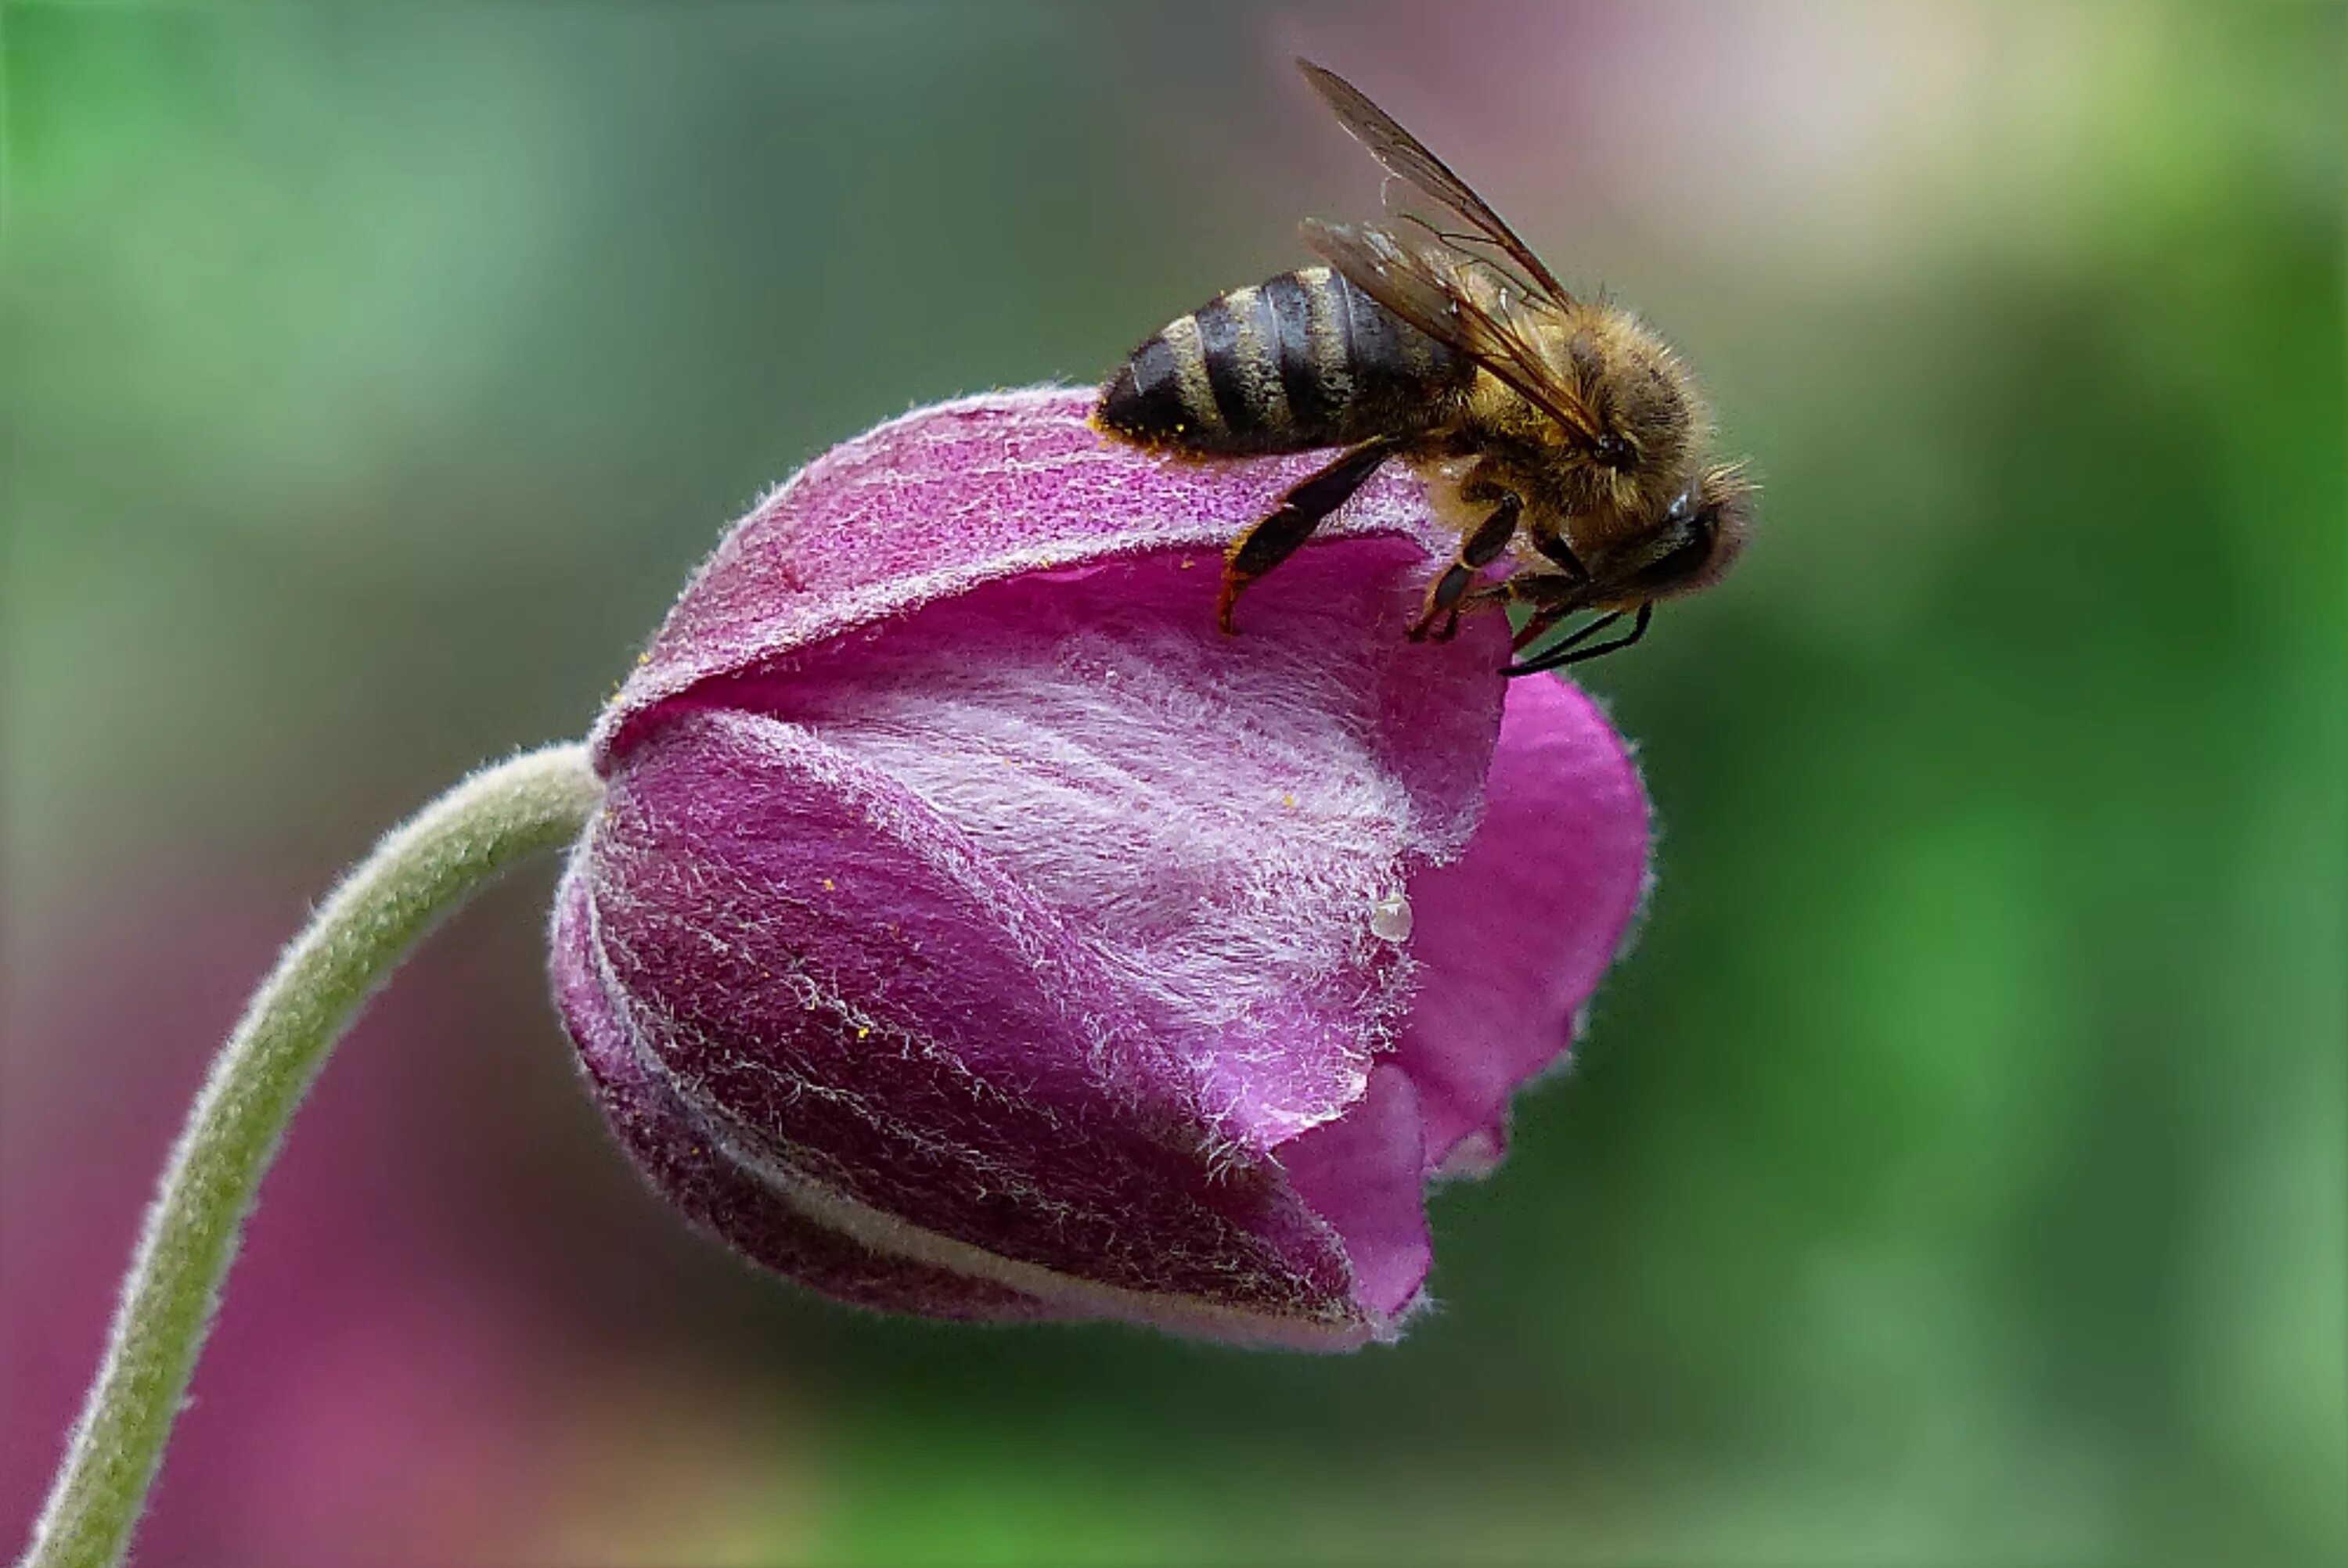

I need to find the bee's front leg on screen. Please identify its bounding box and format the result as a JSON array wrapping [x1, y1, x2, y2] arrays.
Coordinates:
[[1506, 600, 1654, 677], [1407, 491, 1522, 642]]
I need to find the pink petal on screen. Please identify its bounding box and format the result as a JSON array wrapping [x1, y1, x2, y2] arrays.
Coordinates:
[[1392, 677, 1653, 1174], [581, 710, 1352, 1317], [1278, 1064, 1432, 1320], [594, 387, 1460, 765], [714, 539, 1509, 1149], [556, 388, 1657, 1344], [552, 854, 1051, 1322]]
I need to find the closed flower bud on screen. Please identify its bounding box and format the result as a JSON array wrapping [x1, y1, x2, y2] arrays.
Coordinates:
[[551, 388, 1649, 1348]]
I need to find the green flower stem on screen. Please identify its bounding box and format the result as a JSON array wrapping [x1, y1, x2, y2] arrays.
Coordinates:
[[18, 743, 604, 1568]]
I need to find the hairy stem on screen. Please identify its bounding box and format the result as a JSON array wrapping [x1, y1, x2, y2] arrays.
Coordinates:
[[17, 744, 603, 1568]]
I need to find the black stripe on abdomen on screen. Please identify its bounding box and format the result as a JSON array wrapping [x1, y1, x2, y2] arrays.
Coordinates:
[[1191, 297, 1255, 430], [1261, 271, 1345, 437], [1334, 272, 1410, 385], [1192, 286, 1300, 451]]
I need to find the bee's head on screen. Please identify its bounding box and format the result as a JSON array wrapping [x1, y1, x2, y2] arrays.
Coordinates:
[[1617, 466, 1755, 603]]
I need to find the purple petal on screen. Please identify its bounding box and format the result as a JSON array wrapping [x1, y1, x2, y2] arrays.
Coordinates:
[[715, 548, 1509, 1148], [553, 854, 1051, 1322], [1278, 1064, 1431, 1319], [568, 702, 1471, 1344], [556, 388, 1657, 1343], [1392, 677, 1653, 1174], [595, 387, 1460, 765]]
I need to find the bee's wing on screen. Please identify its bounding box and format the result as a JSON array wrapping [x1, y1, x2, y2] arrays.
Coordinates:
[[1298, 59, 1574, 308], [1302, 218, 1601, 444]]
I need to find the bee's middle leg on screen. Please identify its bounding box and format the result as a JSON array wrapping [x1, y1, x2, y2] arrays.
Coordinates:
[[1529, 530, 1592, 584], [1408, 493, 1522, 642], [1218, 435, 1401, 635]]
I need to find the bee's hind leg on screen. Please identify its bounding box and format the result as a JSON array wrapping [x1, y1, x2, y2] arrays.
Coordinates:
[[1218, 435, 1401, 635], [1407, 492, 1522, 642]]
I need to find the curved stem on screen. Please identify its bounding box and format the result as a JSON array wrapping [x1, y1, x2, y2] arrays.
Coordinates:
[[17, 743, 604, 1568]]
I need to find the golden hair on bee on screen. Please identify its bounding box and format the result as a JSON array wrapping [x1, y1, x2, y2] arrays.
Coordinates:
[[1093, 59, 1754, 674]]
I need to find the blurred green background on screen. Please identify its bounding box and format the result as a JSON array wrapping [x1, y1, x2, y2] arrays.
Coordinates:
[[5, 4, 2341, 1564]]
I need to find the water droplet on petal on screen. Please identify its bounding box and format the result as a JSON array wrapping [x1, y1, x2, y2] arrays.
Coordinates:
[[1369, 889, 1413, 944]]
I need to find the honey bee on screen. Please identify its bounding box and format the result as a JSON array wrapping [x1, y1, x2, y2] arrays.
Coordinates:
[[1093, 60, 1753, 674]]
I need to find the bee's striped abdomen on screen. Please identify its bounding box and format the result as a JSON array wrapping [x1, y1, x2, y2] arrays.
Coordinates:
[[1096, 266, 1469, 456]]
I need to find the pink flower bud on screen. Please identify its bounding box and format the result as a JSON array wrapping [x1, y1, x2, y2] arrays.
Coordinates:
[[551, 388, 1650, 1348]]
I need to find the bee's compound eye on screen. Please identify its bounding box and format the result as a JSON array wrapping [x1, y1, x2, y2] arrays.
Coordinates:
[[1594, 433, 1634, 469]]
